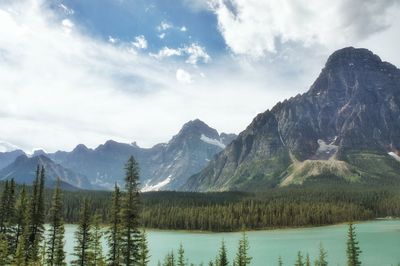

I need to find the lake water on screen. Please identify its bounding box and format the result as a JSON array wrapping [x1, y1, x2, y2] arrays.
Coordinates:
[[64, 220, 400, 266]]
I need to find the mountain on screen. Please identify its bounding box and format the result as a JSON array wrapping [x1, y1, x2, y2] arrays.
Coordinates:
[[183, 47, 400, 191], [0, 150, 26, 169], [42, 119, 236, 190], [0, 155, 92, 190]]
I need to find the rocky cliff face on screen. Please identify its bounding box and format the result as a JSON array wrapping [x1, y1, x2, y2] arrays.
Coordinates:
[[184, 47, 400, 191]]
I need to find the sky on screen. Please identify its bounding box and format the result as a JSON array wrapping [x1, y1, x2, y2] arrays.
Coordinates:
[[0, 0, 400, 153]]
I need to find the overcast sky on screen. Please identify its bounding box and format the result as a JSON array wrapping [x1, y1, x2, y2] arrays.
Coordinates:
[[0, 0, 399, 153]]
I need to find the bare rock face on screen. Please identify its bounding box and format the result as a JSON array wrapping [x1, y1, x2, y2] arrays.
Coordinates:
[[184, 47, 400, 191]]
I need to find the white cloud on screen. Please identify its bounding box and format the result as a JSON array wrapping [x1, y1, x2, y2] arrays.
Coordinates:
[[132, 35, 148, 49], [180, 26, 187, 32], [210, 0, 400, 58], [61, 18, 74, 34], [176, 68, 193, 84], [157, 21, 173, 31], [108, 36, 118, 44], [150, 43, 210, 65], [158, 32, 166, 39], [184, 43, 210, 65], [59, 3, 74, 15]]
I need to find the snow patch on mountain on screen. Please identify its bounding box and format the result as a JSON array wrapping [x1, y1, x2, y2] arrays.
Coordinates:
[[388, 152, 400, 162], [141, 176, 172, 192], [200, 134, 226, 149]]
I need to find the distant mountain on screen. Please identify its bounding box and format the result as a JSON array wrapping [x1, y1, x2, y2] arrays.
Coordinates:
[[0, 155, 92, 190], [0, 150, 26, 170], [35, 119, 236, 190], [183, 47, 400, 191]]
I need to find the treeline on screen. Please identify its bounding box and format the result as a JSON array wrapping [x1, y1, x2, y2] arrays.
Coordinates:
[[2, 182, 400, 232]]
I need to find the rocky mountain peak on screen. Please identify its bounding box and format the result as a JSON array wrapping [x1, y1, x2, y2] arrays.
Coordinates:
[[72, 144, 90, 153], [178, 119, 220, 139]]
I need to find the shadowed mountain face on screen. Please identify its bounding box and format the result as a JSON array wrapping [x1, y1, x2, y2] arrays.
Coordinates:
[[0, 150, 25, 170], [0, 155, 91, 190], [183, 47, 400, 192]]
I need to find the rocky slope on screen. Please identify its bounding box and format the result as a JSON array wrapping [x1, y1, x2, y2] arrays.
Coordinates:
[[183, 47, 400, 191]]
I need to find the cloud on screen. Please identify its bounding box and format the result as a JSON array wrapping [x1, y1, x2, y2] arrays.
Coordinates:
[[132, 35, 148, 49], [176, 68, 193, 84], [150, 43, 210, 65], [180, 26, 187, 32], [210, 0, 400, 58], [157, 21, 173, 31]]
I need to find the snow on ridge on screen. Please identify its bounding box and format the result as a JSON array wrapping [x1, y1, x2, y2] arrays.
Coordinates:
[[141, 176, 172, 192], [388, 152, 400, 162], [200, 134, 226, 149]]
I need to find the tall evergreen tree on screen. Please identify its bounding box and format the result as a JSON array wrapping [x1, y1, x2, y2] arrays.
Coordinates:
[[138, 230, 150, 266], [277, 256, 283, 266], [46, 179, 66, 266], [0, 180, 9, 233], [121, 156, 141, 266], [295, 251, 304, 266], [13, 184, 28, 254], [305, 253, 311, 266], [0, 180, 16, 235], [92, 213, 106, 266], [177, 243, 185, 266], [26, 166, 46, 264], [0, 233, 10, 265], [314, 243, 328, 266], [107, 183, 122, 266], [234, 232, 251, 266], [163, 251, 175, 266], [346, 222, 361, 266], [217, 240, 228, 266], [72, 199, 93, 266]]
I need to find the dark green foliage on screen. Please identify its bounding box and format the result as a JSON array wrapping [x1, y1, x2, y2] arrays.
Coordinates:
[[107, 183, 122, 266], [234, 232, 251, 266], [92, 213, 106, 266], [305, 254, 310, 266], [216, 240, 228, 266], [72, 198, 93, 266], [138, 230, 150, 266], [26, 166, 46, 263], [315, 243, 328, 266], [277, 256, 283, 266], [46, 179, 66, 266], [177, 243, 186, 266], [163, 251, 175, 266], [295, 251, 304, 266], [0, 233, 11, 265], [346, 222, 361, 266], [121, 156, 141, 266]]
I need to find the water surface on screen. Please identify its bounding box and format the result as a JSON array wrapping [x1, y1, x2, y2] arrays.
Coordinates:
[[64, 220, 400, 265]]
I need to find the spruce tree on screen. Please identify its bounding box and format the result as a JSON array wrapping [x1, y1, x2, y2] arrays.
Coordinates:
[[177, 243, 185, 266], [72, 198, 93, 266], [163, 251, 175, 266], [121, 156, 141, 266], [305, 254, 311, 266], [295, 251, 304, 266], [234, 232, 251, 266], [107, 183, 122, 266], [0, 180, 10, 234], [0, 233, 10, 265], [46, 179, 66, 266], [346, 222, 361, 266], [26, 166, 46, 264], [138, 230, 150, 266], [315, 243, 328, 266], [217, 240, 228, 266], [92, 213, 106, 266], [13, 184, 28, 254], [277, 256, 283, 266]]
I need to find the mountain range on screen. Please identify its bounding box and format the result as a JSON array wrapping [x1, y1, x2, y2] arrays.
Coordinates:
[[183, 47, 400, 191], [1, 47, 399, 192], [0, 120, 236, 190]]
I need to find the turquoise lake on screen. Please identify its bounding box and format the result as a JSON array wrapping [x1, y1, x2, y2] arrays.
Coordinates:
[[64, 220, 400, 265]]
